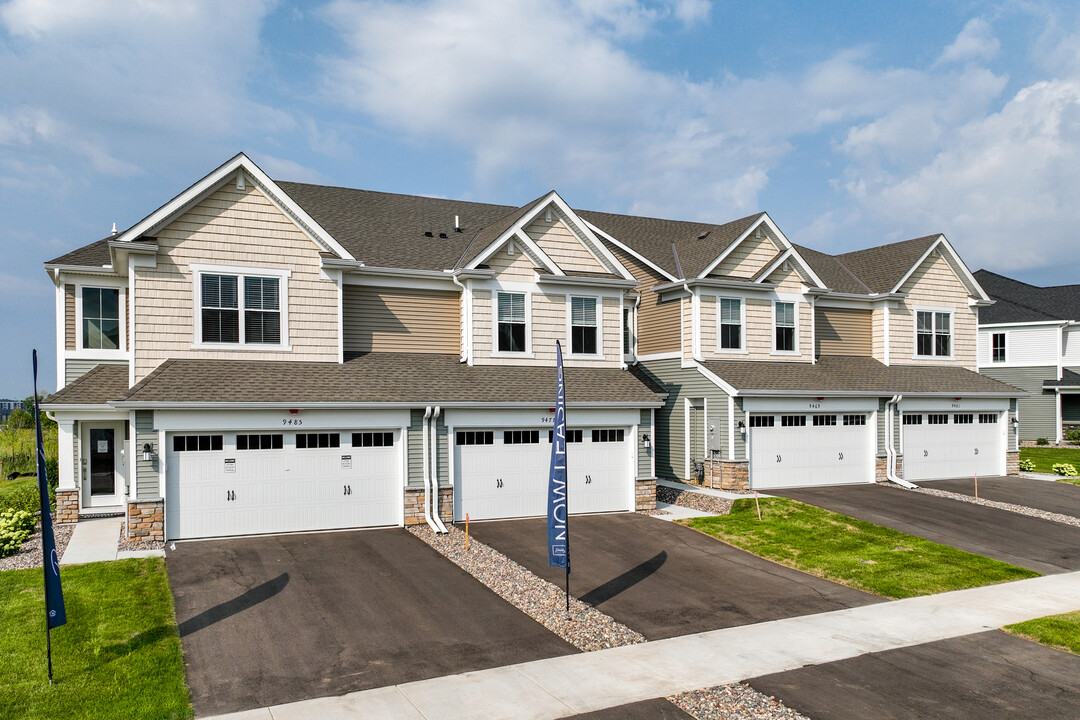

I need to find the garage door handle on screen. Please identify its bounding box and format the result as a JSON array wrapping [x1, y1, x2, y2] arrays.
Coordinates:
[[496, 478, 503, 488], [974, 448, 979, 455]]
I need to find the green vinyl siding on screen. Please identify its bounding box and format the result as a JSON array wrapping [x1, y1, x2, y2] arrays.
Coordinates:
[[135, 410, 159, 500], [638, 408, 653, 478], [981, 366, 1058, 441], [408, 409, 449, 489]]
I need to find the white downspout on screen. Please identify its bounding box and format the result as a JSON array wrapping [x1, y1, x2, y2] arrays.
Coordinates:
[[451, 274, 471, 365], [430, 406, 447, 533], [421, 406, 439, 532], [886, 394, 917, 488]]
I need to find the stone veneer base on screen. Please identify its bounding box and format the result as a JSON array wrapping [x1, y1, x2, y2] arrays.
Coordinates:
[[404, 487, 454, 526], [127, 499, 164, 541], [55, 489, 79, 524], [635, 478, 657, 511]]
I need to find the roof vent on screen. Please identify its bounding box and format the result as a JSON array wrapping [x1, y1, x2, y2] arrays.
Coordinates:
[[424, 231, 433, 237], [697, 230, 710, 240], [439, 233, 448, 239], [755, 227, 762, 239], [455, 215, 460, 231], [111, 222, 117, 236]]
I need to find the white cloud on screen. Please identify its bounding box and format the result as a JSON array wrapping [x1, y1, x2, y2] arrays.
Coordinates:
[[937, 18, 1000, 65]]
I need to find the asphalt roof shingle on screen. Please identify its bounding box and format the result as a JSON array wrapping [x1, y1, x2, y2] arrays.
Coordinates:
[[975, 270, 1080, 324], [1045, 369, 1080, 389], [834, 235, 940, 294], [43, 364, 130, 406]]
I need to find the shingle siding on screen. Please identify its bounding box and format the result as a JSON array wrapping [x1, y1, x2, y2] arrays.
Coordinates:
[[891, 254, 978, 370], [526, 216, 608, 275]]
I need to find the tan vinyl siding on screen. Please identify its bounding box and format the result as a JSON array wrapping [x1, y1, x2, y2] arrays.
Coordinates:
[[872, 307, 886, 361], [132, 183, 338, 381], [766, 265, 806, 293], [343, 286, 459, 354], [816, 307, 872, 357], [66, 359, 127, 386], [727, 297, 811, 362], [608, 246, 679, 355], [64, 284, 76, 350], [483, 243, 541, 281], [890, 254, 977, 370], [700, 295, 717, 353], [135, 410, 159, 500], [710, 233, 780, 278], [682, 297, 693, 361], [526, 216, 607, 274]]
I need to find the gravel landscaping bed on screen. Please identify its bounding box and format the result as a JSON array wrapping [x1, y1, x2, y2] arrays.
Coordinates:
[[118, 523, 166, 552], [411, 523, 810, 720], [902, 486, 1080, 529], [657, 485, 734, 515], [0, 520, 74, 572], [670, 684, 810, 720]]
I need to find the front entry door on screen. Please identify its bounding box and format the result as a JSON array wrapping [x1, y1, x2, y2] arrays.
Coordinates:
[[86, 427, 119, 507]]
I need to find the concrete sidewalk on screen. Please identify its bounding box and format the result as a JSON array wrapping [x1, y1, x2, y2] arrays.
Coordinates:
[[59, 516, 164, 565], [205, 571, 1080, 720]]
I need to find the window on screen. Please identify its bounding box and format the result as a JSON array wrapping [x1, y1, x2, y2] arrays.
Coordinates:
[[550, 429, 583, 443], [927, 414, 949, 425], [843, 414, 867, 426], [237, 434, 283, 450], [570, 297, 598, 355], [296, 433, 339, 449], [82, 287, 120, 350], [497, 292, 526, 353], [979, 413, 998, 424], [992, 333, 1006, 363], [916, 311, 951, 357], [195, 266, 287, 346], [352, 432, 394, 447], [781, 415, 806, 427], [719, 298, 742, 350], [954, 413, 974, 424], [592, 429, 625, 442], [172, 435, 223, 452], [775, 302, 796, 352], [903, 414, 922, 425], [813, 415, 837, 426], [504, 430, 540, 444], [749, 415, 774, 428], [456, 431, 493, 445]]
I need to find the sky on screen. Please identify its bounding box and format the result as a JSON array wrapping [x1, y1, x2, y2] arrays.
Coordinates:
[[2, 0, 1080, 398]]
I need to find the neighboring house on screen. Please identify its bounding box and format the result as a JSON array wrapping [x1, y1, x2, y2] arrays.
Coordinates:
[[0, 399, 20, 422], [973, 270, 1080, 442], [43, 153, 1020, 541]]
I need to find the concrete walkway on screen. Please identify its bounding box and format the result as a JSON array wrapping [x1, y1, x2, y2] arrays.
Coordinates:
[[59, 516, 164, 565], [205, 571, 1080, 720]]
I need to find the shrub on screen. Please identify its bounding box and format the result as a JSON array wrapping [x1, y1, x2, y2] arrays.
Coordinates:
[[1037, 437, 1050, 446], [1066, 428, 1080, 445], [1019, 458, 1036, 472], [1053, 463, 1078, 477], [0, 483, 43, 515], [0, 508, 35, 557]]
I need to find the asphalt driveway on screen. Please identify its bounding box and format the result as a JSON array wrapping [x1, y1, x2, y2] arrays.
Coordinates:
[[166, 529, 575, 717], [776, 483, 1080, 574], [467, 512, 878, 641], [922, 475, 1080, 517], [750, 630, 1080, 719]]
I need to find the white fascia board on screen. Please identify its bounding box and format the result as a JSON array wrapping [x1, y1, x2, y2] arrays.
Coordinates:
[[113, 152, 354, 261], [754, 248, 800, 284], [44, 263, 118, 277], [694, 363, 739, 396], [697, 214, 765, 279], [536, 274, 638, 290], [582, 220, 677, 282], [545, 199, 637, 282], [979, 320, 1071, 329], [737, 389, 1022, 398], [109, 400, 664, 410]]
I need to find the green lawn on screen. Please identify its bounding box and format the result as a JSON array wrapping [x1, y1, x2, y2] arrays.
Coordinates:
[[0, 558, 191, 720], [1020, 446, 1080, 474], [1006, 611, 1080, 655], [682, 498, 1039, 599], [0, 474, 36, 501]]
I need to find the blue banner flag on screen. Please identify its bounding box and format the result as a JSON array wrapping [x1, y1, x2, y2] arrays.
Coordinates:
[[547, 341, 569, 570], [33, 350, 66, 631]]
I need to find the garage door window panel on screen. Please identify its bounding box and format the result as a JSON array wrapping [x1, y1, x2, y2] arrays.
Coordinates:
[[781, 415, 806, 427], [954, 414, 974, 424], [504, 430, 540, 444], [592, 429, 625, 442], [927, 414, 949, 425], [237, 434, 283, 450], [813, 415, 836, 426], [173, 434, 223, 452], [843, 414, 866, 426], [749, 415, 774, 428], [456, 431, 494, 445], [979, 413, 998, 424], [549, 429, 582, 443], [297, 433, 340, 449], [353, 432, 394, 447]]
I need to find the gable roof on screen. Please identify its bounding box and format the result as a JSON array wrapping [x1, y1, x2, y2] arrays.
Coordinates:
[[46, 237, 114, 268], [975, 270, 1080, 324], [791, 244, 870, 294], [833, 235, 940, 294]]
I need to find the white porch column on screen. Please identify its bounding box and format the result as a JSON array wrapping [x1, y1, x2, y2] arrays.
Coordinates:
[[57, 420, 76, 491]]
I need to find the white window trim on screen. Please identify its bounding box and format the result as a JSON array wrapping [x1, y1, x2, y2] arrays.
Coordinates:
[[566, 294, 604, 359], [491, 289, 533, 358], [190, 263, 292, 351], [716, 296, 747, 354], [913, 305, 954, 360], [73, 279, 128, 360], [771, 299, 799, 356], [991, 331, 1007, 364]]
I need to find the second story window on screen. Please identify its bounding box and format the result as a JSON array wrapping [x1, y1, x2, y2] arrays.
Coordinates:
[[243, 277, 280, 344], [497, 292, 526, 353], [197, 267, 285, 347], [992, 332, 1006, 363], [774, 301, 795, 352], [201, 274, 239, 343], [570, 296, 598, 355], [719, 298, 742, 350], [916, 310, 951, 357], [82, 287, 120, 350]]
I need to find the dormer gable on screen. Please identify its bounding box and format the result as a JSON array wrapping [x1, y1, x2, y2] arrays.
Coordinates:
[[698, 213, 826, 289]]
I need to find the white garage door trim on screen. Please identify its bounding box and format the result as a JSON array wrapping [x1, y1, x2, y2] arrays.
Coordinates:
[[165, 430, 402, 540], [453, 426, 633, 522], [749, 412, 875, 490], [901, 411, 1005, 481]]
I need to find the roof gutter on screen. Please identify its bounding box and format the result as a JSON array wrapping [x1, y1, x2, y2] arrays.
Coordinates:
[[536, 274, 638, 289], [654, 278, 778, 294], [107, 400, 666, 410]]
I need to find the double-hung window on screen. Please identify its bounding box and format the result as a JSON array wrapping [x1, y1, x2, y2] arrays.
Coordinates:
[[992, 332, 1006, 363], [82, 287, 120, 350], [570, 296, 598, 355], [719, 298, 742, 350], [774, 301, 796, 352], [916, 310, 951, 357], [195, 266, 287, 347], [497, 292, 526, 353]]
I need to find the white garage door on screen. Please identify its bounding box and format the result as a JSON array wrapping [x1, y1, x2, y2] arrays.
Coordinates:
[[750, 413, 874, 490], [165, 430, 400, 540], [902, 412, 1004, 481], [454, 428, 631, 521]]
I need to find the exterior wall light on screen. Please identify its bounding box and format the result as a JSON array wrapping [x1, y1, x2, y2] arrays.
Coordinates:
[[142, 443, 153, 462], [642, 433, 651, 449], [1011, 417, 1019, 431], [738, 420, 746, 437]]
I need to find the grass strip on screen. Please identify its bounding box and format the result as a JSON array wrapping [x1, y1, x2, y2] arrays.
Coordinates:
[[1020, 447, 1080, 474], [682, 497, 1038, 599], [0, 558, 191, 720], [1005, 611, 1080, 655]]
